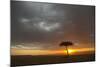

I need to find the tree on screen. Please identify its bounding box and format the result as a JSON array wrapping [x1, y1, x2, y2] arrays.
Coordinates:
[[59, 41, 73, 56]]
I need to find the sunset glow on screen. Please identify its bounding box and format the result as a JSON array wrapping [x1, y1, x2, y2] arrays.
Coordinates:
[[11, 48, 95, 56], [67, 48, 95, 55], [68, 49, 77, 54]]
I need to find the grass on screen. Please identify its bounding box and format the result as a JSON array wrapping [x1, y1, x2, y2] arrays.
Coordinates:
[[11, 53, 95, 67]]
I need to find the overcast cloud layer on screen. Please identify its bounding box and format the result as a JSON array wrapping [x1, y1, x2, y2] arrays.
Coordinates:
[[11, 1, 95, 49]]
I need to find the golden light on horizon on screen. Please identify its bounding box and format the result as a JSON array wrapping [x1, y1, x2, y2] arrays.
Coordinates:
[[68, 49, 77, 54], [11, 47, 95, 56], [63, 48, 95, 55], [63, 49, 77, 55]]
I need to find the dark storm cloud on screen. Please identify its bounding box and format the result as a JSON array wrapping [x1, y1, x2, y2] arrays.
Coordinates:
[[11, 1, 95, 48]]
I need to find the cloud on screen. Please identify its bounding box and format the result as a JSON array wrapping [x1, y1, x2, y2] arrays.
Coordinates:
[[34, 21, 61, 32], [20, 18, 30, 23], [11, 45, 43, 49]]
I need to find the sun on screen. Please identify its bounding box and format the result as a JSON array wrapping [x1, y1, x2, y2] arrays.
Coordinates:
[[64, 49, 76, 55], [68, 49, 76, 54]]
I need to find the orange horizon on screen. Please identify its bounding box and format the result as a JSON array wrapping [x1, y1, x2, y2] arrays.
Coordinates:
[[11, 47, 95, 56]]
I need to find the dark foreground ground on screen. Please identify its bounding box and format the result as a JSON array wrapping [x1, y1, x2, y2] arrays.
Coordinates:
[[11, 53, 95, 67]]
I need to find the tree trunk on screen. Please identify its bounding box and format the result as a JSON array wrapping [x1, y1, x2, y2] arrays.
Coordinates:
[[66, 47, 71, 62], [66, 47, 69, 57]]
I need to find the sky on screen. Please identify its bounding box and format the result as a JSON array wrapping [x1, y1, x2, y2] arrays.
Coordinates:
[[11, 1, 95, 51]]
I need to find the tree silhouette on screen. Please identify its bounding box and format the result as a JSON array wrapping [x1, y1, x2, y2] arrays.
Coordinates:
[[59, 41, 74, 57]]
